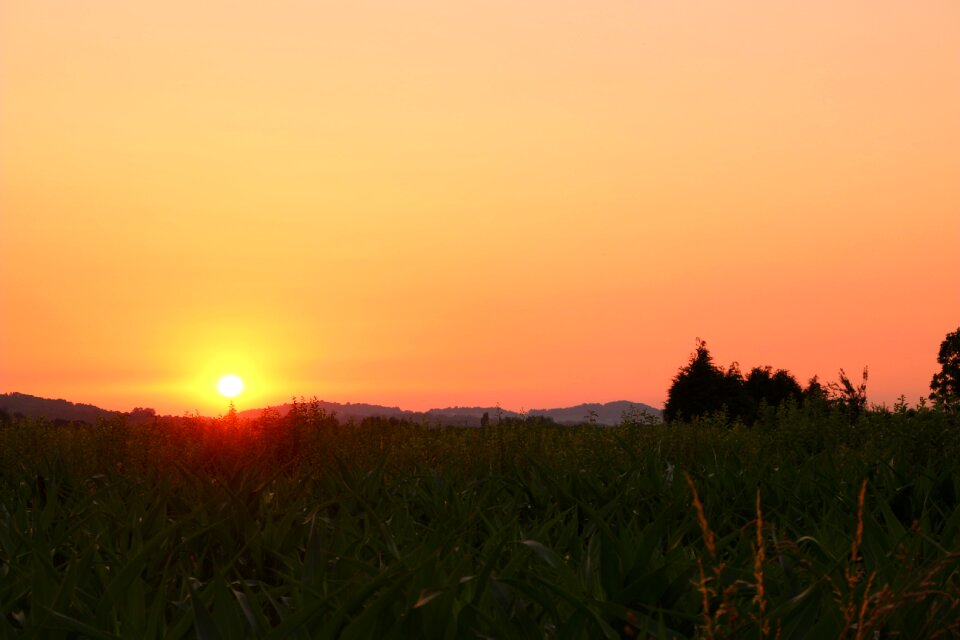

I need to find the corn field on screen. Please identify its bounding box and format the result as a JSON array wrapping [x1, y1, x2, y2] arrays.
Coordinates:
[[1, 401, 959, 638]]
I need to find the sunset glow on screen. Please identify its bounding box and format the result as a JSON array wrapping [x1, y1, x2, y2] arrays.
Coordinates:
[[1, 1, 958, 414]]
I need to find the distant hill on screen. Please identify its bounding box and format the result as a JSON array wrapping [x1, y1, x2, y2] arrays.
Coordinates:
[[528, 401, 661, 425], [0, 392, 662, 427], [239, 399, 661, 426], [236, 400, 415, 422], [0, 392, 122, 423]]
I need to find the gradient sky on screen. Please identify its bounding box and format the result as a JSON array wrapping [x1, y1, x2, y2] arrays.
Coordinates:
[[2, 1, 958, 415]]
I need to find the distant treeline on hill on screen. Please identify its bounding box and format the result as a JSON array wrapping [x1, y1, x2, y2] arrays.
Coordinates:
[[0, 392, 661, 427], [0, 392, 122, 424], [239, 399, 661, 427]]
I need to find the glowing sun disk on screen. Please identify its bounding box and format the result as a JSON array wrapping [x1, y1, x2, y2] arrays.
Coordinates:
[[217, 374, 244, 398]]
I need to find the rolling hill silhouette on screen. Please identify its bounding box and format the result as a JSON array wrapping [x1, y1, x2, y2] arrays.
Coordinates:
[[0, 392, 122, 423], [1, 392, 661, 426], [238, 399, 661, 426]]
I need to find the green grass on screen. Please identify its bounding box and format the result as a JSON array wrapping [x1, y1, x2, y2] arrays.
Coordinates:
[[1, 402, 959, 638]]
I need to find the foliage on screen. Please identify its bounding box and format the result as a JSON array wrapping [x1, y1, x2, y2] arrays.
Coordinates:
[[664, 341, 804, 425], [802, 375, 828, 404], [1, 401, 959, 638], [663, 339, 732, 423], [827, 367, 869, 422], [742, 367, 803, 424], [931, 327, 960, 414]]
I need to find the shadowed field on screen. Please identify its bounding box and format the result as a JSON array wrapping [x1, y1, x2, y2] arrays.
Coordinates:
[[2, 401, 959, 638]]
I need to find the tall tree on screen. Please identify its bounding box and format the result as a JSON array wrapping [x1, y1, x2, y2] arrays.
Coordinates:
[[930, 327, 960, 414], [664, 339, 731, 422]]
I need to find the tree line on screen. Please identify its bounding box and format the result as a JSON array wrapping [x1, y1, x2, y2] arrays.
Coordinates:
[[664, 327, 960, 424]]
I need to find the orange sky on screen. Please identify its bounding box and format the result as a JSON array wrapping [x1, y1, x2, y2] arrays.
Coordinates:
[[2, 1, 958, 415]]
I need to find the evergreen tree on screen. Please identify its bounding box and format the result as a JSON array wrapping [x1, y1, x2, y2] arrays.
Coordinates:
[[664, 339, 731, 422]]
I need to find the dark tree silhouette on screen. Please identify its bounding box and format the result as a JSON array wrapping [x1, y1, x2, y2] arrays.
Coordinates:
[[828, 367, 868, 420], [664, 339, 732, 422], [666, 341, 813, 425], [930, 327, 960, 414], [720, 362, 751, 421], [803, 376, 828, 403], [741, 366, 803, 423]]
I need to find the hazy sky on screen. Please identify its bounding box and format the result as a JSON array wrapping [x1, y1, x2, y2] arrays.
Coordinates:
[[2, 1, 958, 414]]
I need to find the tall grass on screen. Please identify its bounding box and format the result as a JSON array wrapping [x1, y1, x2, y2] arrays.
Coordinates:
[[1, 402, 958, 638]]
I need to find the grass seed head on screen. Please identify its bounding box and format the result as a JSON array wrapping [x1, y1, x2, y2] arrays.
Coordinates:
[[686, 472, 716, 561]]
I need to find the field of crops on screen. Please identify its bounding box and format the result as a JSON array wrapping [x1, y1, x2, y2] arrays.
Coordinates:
[[2, 401, 960, 638]]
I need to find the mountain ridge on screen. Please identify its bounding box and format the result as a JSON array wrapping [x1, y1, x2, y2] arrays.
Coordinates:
[[0, 392, 661, 426], [0, 392, 123, 423], [238, 399, 661, 426]]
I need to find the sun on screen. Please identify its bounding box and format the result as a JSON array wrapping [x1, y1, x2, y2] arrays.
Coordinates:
[[217, 374, 244, 398]]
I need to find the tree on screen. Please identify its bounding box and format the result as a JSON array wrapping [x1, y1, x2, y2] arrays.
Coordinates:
[[220, 401, 240, 429], [742, 366, 803, 424], [802, 376, 828, 404], [930, 327, 960, 413], [719, 362, 761, 423], [828, 367, 868, 420], [128, 407, 157, 424], [664, 339, 732, 422]]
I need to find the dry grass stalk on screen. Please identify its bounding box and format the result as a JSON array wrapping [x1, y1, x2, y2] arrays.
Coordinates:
[[845, 478, 868, 589], [696, 558, 716, 640], [853, 570, 876, 640], [686, 472, 716, 561], [753, 487, 770, 637]]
